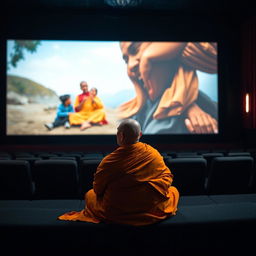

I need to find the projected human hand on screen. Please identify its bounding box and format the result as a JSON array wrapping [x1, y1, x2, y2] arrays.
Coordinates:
[[139, 42, 186, 101], [185, 103, 218, 134], [82, 96, 89, 102]]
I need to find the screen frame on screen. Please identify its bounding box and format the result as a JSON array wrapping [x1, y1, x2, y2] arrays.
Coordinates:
[[0, 12, 242, 146]]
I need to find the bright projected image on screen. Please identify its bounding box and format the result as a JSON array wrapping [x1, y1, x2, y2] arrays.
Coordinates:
[[6, 40, 218, 135]]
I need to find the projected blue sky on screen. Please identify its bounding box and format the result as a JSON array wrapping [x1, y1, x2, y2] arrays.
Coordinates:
[[7, 40, 218, 108]]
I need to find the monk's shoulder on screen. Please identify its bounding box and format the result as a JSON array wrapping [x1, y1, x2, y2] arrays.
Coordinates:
[[100, 147, 122, 166], [139, 142, 162, 157]]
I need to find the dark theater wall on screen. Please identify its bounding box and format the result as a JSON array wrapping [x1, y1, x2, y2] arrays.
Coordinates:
[[0, 2, 254, 151], [241, 16, 256, 147]]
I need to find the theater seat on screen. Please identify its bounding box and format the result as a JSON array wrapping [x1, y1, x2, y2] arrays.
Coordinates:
[[60, 153, 82, 161], [79, 159, 101, 197], [175, 152, 201, 158], [165, 158, 207, 195], [0, 153, 12, 159], [227, 152, 251, 157], [206, 156, 254, 195], [83, 153, 104, 160], [37, 153, 59, 159], [202, 152, 224, 177], [49, 156, 77, 161], [202, 152, 224, 166], [15, 157, 42, 179], [0, 160, 34, 199], [250, 161, 256, 193], [33, 160, 79, 199]]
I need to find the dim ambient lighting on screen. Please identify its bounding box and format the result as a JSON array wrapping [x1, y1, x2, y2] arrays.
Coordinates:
[[245, 93, 250, 113], [104, 0, 142, 7]]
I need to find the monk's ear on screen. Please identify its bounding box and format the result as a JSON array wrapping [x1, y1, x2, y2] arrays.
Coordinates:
[[139, 131, 142, 139], [120, 131, 125, 144]]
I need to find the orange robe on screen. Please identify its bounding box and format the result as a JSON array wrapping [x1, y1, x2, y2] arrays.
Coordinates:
[[58, 142, 179, 226], [69, 96, 107, 125]]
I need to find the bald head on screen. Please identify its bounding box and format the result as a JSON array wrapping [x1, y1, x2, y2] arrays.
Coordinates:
[[117, 119, 142, 146]]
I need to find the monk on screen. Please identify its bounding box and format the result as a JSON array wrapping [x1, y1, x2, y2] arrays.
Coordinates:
[[74, 81, 90, 112], [58, 119, 179, 226], [69, 87, 108, 131]]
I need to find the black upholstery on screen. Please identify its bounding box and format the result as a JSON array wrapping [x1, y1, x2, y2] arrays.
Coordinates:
[[175, 152, 201, 158], [176, 155, 203, 159], [0, 154, 256, 256], [0, 153, 12, 159], [202, 152, 224, 166], [37, 153, 58, 159], [0, 156, 11, 160], [79, 159, 102, 196], [49, 156, 77, 161], [165, 158, 207, 195], [210, 193, 256, 203], [251, 161, 256, 193], [227, 152, 251, 157], [0, 201, 255, 256], [14, 152, 34, 158], [206, 156, 254, 195], [60, 153, 82, 161], [33, 160, 79, 199], [82, 153, 104, 160], [0, 160, 34, 199], [15, 157, 42, 179]]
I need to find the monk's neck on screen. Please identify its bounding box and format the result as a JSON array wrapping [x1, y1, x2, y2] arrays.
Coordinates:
[[120, 141, 140, 148]]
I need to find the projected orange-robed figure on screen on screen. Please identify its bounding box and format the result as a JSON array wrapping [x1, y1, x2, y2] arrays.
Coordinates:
[[68, 82, 108, 131], [58, 118, 179, 226], [118, 42, 218, 134]]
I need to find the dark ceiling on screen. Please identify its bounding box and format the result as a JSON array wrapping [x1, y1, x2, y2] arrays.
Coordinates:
[[3, 0, 256, 15]]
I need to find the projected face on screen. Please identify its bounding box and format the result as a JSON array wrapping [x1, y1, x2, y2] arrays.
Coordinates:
[[120, 42, 174, 101], [65, 97, 71, 106], [90, 88, 97, 97], [120, 42, 151, 79], [80, 82, 88, 93]]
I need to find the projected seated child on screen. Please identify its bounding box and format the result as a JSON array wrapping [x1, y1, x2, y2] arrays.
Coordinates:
[[119, 42, 218, 134], [69, 87, 108, 131], [44, 94, 74, 131]]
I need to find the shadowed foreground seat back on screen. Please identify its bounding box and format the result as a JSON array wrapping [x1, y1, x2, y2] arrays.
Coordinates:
[[165, 158, 207, 195], [206, 156, 254, 195], [0, 160, 34, 199], [79, 159, 102, 197], [82, 153, 104, 160], [34, 160, 79, 199], [251, 162, 256, 193], [227, 152, 251, 157]]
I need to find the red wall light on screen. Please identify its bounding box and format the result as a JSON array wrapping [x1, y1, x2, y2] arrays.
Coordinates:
[[245, 93, 250, 113]]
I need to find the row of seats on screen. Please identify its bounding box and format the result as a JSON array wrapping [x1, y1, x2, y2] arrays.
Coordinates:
[[1, 156, 256, 200], [0, 149, 256, 160]]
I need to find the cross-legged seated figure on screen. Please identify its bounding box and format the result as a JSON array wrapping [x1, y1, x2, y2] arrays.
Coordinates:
[[58, 119, 179, 226], [69, 85, 108, 131], [44, 94, 74, 130]]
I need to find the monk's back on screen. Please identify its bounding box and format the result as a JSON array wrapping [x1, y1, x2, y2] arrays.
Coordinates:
[[99, 142, 173, 217], [59, 120, 179, 226]]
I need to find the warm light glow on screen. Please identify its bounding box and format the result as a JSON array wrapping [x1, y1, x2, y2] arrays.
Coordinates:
[[245, 93, 250, 113]]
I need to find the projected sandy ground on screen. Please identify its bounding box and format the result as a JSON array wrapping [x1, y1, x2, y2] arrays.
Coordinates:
[[7, 104, 118, 135]]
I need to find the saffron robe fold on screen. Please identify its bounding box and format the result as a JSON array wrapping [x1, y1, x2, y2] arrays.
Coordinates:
[[74, 92, 90, 112], [69, 96, 107, 125], [58, 142, 179, 226], [118, 42, 217, 120]]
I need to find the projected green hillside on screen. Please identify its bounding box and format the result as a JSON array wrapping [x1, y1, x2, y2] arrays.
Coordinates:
[[7, 75, 57, 98]]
